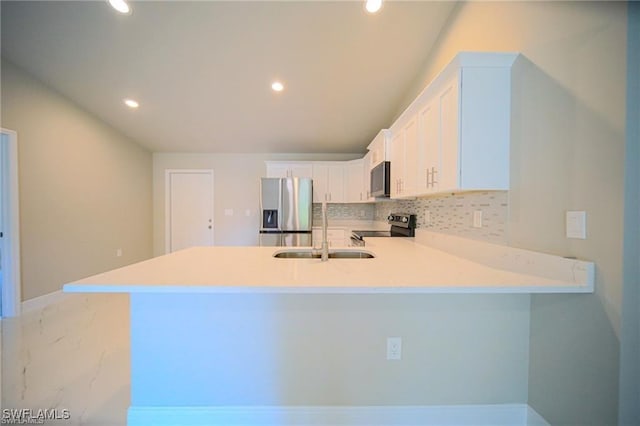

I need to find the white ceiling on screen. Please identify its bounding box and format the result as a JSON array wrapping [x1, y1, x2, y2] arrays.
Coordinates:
[[1, 1, 457, 153]]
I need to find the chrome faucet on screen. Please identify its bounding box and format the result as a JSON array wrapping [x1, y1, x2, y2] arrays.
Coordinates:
[[321, 200, 329, 262]]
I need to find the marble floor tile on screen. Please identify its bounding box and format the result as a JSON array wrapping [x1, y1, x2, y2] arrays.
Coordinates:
[[1, 293, 129, 425]]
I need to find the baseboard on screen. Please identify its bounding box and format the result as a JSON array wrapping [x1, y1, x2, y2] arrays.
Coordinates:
[[526, 405, 550, 425], [128, 404, 549, 425]]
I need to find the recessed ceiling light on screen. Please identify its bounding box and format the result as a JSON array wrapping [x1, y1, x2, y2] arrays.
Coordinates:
[[108, 0, 131, 15], [365, 0, 383, 14], [271, 81, 284, 92], [124, 99, 139, 109]]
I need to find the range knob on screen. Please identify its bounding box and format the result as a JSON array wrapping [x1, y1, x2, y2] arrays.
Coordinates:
[[387, 215, 394, 221], [401, 216, 408, 223]]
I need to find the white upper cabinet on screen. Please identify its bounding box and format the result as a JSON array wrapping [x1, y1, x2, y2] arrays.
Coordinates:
[[389, 113, 419, 198], [312, 162, 345, 203], [390, 52, 518, 198], [366, 129, 390, 169], [417, 94, 440, 193], [362, 151, 375, 202], [345, 159, 370, 203], [265, 161, 313, 178]]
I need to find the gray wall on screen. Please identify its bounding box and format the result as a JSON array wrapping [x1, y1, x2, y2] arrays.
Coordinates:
[[152, 153, 361, 256], [1, 60, 153, 300], [131, 293, 531, 407], [397, 2, 627, 424], [619, 2, 640, 424]]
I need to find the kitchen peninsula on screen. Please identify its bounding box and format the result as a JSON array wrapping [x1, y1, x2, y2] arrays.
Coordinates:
[[63, 232, 592, 425], [65, 232, 593, 295]]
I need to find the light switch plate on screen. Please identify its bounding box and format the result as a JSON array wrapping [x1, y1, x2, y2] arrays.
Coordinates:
[[566, 211, 587, 239], [224, 209, 234, 217], [473, 210, 483, 228]]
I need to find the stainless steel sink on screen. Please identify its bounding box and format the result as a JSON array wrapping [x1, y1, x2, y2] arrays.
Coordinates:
[[273, 249, 375, 259]]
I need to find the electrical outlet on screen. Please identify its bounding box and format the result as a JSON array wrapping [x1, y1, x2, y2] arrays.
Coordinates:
[[116, 248, 122, 257], [386, 337, 402, 361], [424, 210, 431, 226]]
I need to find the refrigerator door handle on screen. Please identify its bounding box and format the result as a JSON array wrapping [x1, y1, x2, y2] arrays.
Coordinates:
[[278, 180, 283, 231]]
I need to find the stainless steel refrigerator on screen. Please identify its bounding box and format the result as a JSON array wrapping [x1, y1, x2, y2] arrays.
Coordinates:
[[259, 177, 313, 247]]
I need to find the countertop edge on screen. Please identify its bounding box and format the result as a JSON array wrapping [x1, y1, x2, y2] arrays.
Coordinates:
[[63, 283, 594, 295]]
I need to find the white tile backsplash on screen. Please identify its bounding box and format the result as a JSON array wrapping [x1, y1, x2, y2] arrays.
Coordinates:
[[312, 203, 375, 223], [375, 191, 509, 244]]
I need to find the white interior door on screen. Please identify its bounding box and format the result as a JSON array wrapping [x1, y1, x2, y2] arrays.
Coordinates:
[[0, 128, 21, 318], [166, 170, 214, 253]]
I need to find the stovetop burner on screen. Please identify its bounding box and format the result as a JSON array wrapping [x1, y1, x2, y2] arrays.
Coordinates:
[[351, 213, 417, 246]]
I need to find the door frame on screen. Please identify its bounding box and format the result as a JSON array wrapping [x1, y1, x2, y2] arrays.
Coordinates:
[[0, 128, 22, 317], [164, 169, 214, 254]]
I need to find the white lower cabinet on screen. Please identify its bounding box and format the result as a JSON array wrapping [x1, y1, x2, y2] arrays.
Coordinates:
[[312, 228, 346, 247]]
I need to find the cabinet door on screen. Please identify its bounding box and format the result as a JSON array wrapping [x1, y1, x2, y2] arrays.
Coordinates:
[[313, 228, 346, 247], [289, 163, 313, 178], [439, 73, 461, 192], [368, 130, 388, 167], [363, 152, 374, 201], [312, 229, 322, 246], [403, 116, 418, 196], [418, 97, 440, 193], [312, 164, 328, 203], [389, 130, 404, 198], [346, 160, 364, 202], [326, 163, 345, 203], [266, 162, 313, 178], [389, 116, 417, 198], [327, 229, 346, 247], [266, 162, 290, 178]]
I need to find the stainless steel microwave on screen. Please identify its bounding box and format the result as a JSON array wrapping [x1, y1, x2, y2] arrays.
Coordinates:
[[370, 161, 390, 197]]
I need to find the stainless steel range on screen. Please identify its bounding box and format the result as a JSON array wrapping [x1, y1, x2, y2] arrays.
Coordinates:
[[351, 213, 417, 247]]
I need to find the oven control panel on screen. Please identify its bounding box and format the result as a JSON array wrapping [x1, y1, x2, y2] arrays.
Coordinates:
[[387, 213, 417, 229]]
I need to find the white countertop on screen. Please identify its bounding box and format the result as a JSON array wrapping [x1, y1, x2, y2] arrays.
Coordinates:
[[63, 232, 594, 294]]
